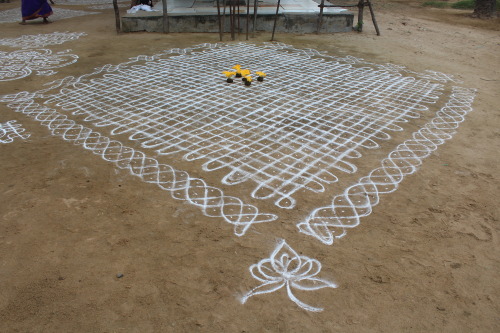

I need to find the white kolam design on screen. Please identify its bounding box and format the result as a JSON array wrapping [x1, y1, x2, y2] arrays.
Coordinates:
[[0, 120, 30, 143], [297, 86, 476, 244], [241, 240, 337, 312], [0, 88, 277, 236], [0, 32, 87, 49], [0, 42, 476, 313], [0, 49, 78, 81], [38, 42, 447, 209]]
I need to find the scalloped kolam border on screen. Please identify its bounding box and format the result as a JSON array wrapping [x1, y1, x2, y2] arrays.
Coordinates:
[[0, 42, 476, 313]]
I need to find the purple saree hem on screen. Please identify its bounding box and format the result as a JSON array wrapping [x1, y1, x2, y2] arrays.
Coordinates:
[[21, 0, 53, 20]]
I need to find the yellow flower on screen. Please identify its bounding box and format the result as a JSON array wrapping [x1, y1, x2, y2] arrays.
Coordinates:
[[223, 71, 236, 78], [232, 64, 241, 71], [256, 71, 266, 77], [241, 69, 251, 76], [244, 75, 253, 82]]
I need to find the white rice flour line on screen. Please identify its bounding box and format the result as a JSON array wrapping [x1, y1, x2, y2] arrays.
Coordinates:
[[0, 120, 30, 144], [297, 86, 476, 245], [278, 43, 463, 85], [0, 32, 87, 49], [0, 49, 78, 81], [240, 44, 476, 312], [241, 239, 337, 312], [43, 42, 443, 209], [0, 92, 277, 236]]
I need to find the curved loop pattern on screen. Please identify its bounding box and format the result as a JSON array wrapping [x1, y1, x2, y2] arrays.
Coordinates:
[[0, 92, 277, 236], [0, 120, 30, 144], [297, 87, 476, 244], [0, 49, 78, 82], [37, 42, 444, 209], [266, 42, 463, 84]]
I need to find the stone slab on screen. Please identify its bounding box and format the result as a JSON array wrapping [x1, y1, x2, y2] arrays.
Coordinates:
[[122, 0, 353, 33]]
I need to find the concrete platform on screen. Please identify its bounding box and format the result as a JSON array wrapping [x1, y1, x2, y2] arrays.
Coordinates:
[[122, 0, 354, 33]]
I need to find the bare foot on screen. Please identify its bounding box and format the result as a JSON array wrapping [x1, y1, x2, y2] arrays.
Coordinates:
[[19, 20, 26, 25], [43, 18, 51, 24]]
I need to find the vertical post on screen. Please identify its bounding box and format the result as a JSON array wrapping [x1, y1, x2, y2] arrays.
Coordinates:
[[316, 0, 325, 34], [113, 0, 121, 34], [246, 0, 250, 40], [229, 0, 235, 40], [271, 0, 281, 41], [222, 0, 227, 35], [162, 0, 169, 33], [357, 0, 364, 32], [252, 0, 258, 37], [237, 0, 241, 40], [367, 1, 381, 36], [229, 2, 234, 40], [217, 0, 223, 41]]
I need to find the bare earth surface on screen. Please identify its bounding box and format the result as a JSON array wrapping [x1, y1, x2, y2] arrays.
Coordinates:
[[0, 1, 499, 332]]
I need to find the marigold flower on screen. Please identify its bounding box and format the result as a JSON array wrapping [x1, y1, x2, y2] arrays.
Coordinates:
[[223, 71, 236, 78], [232, 64, 241, 71], [256, 71, 266, 77], [244, 75, 253, 82], [241, 69, 251, 76]]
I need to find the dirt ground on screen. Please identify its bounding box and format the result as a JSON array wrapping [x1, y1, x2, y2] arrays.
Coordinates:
[[0, 1, 499, 332]]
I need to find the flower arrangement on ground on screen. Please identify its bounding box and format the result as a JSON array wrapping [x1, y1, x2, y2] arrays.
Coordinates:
[[222, 66, 267, 86], [223, 71, 236, 83], [232, 64, 242, 77], [256, 71, 266, 82], [241, 69, 251, 81], [244, 75, 253, 86]]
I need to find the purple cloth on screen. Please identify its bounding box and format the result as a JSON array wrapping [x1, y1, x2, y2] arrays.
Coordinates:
[[21, 0, 53, 20]]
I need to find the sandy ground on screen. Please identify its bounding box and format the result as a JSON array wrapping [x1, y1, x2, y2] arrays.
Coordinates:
[[0, 1, 499, 332]]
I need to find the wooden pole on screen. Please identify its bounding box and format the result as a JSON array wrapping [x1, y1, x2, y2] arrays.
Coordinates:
[[217, 0, 223, 41], [113, 0, 121, 34], [237, 0, 241, 40], [229, 2, 234, 40], [357, 0, 364, 32], [252, 0, 258, 37], [229, 0, 233, 40], [317, 0, 325, 34], [367, 1, 381, 36], [271, 0, 281, 41], [162, 0, 169, 33], [246, 0, 250, 40], [222, 0, 227, 35]]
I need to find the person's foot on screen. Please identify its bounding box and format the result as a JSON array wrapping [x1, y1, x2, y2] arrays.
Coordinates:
[[43, 18, 51, 24], [19, 20, 26, 25]]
